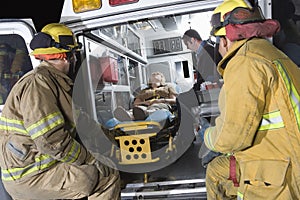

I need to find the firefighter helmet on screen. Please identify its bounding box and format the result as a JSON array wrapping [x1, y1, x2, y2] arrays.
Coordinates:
[[30, 23, 81, 55], [210, 0, 265, 36]]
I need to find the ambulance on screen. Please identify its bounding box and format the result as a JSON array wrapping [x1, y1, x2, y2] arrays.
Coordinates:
[[0, 0, 299, 199]]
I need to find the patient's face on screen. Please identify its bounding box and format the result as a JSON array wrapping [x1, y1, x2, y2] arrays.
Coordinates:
[[150, 75, 162, 88]]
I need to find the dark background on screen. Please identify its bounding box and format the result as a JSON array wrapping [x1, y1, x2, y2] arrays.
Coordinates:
[[2, 0, 299, 33], [1, 0, 64, 32]]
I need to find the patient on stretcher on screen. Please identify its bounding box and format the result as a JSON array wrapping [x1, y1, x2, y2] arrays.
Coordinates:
[[113, 71, 178, 121]]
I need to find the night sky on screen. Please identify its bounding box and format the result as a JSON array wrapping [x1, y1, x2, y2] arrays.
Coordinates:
[[1, 0, 64, 32]]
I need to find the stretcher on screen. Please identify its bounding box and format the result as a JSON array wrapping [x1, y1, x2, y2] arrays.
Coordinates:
[[106, 107, 180, 165]]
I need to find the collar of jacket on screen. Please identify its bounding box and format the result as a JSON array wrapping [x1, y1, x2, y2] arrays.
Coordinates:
[[196, 40, 207, 56], [217, 38, 252, 76], [39, 61, 74, 90]]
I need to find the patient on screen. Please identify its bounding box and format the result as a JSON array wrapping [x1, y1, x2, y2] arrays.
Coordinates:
[[114, 71, 178, 121]]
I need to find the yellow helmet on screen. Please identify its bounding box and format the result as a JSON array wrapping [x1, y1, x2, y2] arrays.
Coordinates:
[[211, 0, 257, 36], [30, 23, 81, 55]]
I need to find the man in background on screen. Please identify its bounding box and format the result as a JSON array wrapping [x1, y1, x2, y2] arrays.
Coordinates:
[[182, 29, 221, 90]]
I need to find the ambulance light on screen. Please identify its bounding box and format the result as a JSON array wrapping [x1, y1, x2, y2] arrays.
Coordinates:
[[72, 0, 101, 13], [109, 0, 139, 6]]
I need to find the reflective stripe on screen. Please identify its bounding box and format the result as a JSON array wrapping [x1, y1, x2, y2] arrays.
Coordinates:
[[0, 112, 64, 138], [25, 112, 81, 163], [11, 74, 20, 79], [237, 191, 243, 200], [27, 112, 64, 139], [258, 110, 284, 131], [0, 117, 27, 134], [61, 140, 81, 163], [3, 73, 11, 79], [274, 60, 300, 131], [1, 155, 57, 181], [1, 112, 80, 173], [0, 51, 8, 56], [204, 127, 217, 151]]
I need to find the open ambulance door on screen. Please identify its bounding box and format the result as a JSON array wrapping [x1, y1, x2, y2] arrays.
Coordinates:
[[0, 19, 39, 114], [60, 0, 283, 199]]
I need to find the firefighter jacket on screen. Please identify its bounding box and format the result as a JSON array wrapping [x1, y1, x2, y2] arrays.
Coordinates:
[[204, 38, 300, 197], [0, 61, 94, 182]]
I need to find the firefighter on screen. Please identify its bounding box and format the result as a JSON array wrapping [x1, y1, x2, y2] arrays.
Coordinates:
[[198, 0, 300, 199], [0, 23, 120, 200]]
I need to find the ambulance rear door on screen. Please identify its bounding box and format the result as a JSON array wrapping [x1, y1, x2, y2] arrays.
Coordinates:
[[0, 19, 39, 114]]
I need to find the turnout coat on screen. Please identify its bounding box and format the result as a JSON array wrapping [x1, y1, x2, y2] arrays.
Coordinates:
[[0, 62, 104, 199], [204, 38, 300, 199]]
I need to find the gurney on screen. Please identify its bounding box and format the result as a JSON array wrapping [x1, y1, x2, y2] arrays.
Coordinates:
[[103, 108, 180, 165]]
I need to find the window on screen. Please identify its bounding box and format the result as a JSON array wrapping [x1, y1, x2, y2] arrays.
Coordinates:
[[0, 34, 33, 105]]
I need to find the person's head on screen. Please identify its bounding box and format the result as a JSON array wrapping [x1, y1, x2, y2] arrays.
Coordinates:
[[149, 71, 166, 88], [30, 23, 81, 74], [182, 29, 202, 52], [210, 0, 280, 56]]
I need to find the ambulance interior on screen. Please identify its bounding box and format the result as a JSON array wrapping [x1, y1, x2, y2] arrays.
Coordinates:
[[0, 0, 299, 199], [70, 7, 219, 199], [84, 11, 217, 131]]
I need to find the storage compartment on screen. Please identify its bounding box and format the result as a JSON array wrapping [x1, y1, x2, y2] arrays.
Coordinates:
[[89, 55, 119, 85], [100, 56, 119, 83], [196, 88, 220, 103]]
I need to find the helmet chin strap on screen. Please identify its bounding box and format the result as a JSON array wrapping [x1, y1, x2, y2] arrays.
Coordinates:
[[51, 40, 82, 53], [214, 36, 220, 60], [244, 0, 254, 9], [66, 52, 77, 80]]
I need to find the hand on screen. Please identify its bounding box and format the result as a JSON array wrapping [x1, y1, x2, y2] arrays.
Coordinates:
[[136, 89, 155, 101], [95, 161, 117, 177], [85, 151, 96, 165], [201, 150, 221, 168], [155, 87, 169, 97], [199, 143, 221, 168], [198, 117, 210, 141], [146, 99, 156, 105]]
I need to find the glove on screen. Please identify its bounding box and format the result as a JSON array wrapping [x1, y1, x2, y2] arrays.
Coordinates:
[[201, 150, 221, 168], [85, 151, 97, 165], [95, 160, 117, 177], [197, 117, 221, 168], [198, 117, 210, 141], [199, 143, 221, 168]]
